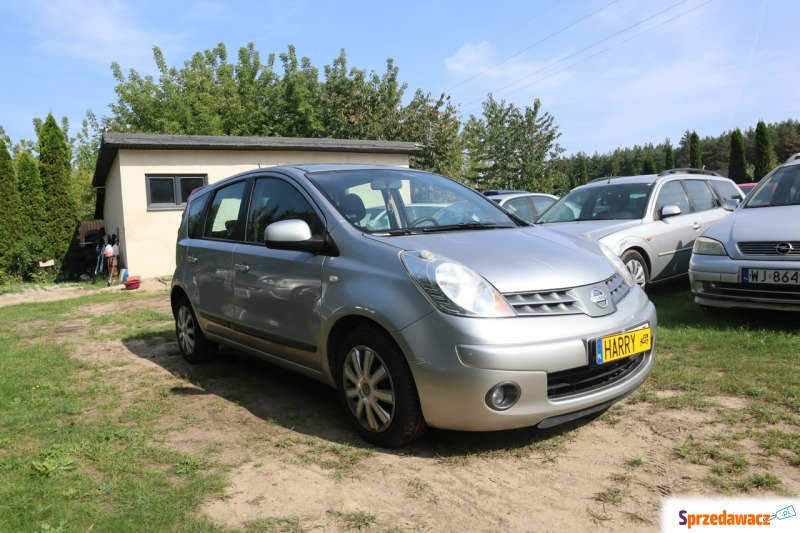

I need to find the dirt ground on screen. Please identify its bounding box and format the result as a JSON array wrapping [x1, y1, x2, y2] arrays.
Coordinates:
[[4, 281, 798, 532]]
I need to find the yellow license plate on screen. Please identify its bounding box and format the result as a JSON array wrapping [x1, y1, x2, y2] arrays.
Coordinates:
[[595, 327, 651, 365]]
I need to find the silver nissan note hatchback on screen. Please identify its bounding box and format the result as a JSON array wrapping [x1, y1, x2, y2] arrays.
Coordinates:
[[171, 164, 657, 446]]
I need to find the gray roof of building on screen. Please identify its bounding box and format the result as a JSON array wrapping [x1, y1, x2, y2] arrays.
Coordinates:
[[92, 133, 423, 187]]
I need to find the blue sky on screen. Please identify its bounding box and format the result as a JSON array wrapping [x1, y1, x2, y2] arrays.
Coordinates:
[[1, 0, 798, 157]]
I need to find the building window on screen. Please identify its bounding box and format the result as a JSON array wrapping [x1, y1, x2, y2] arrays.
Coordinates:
[[146, 175, 207, 209]]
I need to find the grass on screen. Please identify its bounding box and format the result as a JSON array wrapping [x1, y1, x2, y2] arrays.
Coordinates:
[[0, 280, 798, 529], [0, 291, 226, 532], [644, 282, 800, 491]]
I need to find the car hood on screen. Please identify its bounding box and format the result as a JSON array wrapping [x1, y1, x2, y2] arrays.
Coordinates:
[[703, 205, 800, 243], [367, 227, 616, 293], [537, 219, 643, 241]]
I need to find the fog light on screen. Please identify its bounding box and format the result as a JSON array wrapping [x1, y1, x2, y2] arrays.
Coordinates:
[[485, 382, 520, 411]]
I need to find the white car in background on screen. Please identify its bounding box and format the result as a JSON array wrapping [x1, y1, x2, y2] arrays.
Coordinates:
[[536, 169, 744, 291], [484, 191, 559, 223]]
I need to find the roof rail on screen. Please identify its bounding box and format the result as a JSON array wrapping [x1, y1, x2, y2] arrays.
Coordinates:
[[785, 153, 800, 163], [657, 168, 722, 177], [588, 175, 619, 183]]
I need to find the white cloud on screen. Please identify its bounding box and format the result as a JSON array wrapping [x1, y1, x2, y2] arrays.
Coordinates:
[[29, 0, 180, 70]]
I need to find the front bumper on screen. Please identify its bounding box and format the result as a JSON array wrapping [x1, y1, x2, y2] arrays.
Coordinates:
[[394, 287, 657, 431], [689, 255, 800, 311]]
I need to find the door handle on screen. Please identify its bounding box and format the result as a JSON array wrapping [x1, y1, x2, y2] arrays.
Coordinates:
[[234, 263, 250, 273], [187, 255, 198, 264]]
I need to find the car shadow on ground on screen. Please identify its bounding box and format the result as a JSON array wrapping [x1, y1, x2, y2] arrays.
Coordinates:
[[122, 335, 595, 457]]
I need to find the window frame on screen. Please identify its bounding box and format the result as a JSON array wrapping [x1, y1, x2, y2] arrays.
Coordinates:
[[146, 174, 208, 210]]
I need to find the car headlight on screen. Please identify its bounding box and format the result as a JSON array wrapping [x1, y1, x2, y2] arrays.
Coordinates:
[[401, 250, 515, 317], [598, 243, 634, 287], [693, 236, 727, 256]]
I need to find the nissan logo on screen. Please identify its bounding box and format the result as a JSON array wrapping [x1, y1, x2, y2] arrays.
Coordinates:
[[776, 242, 793, 255], [590, 288, 609, 308]]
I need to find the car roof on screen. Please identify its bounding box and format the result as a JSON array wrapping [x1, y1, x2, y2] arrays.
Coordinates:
[[490, 192, 558, 201], [579, 168, 729, 190]]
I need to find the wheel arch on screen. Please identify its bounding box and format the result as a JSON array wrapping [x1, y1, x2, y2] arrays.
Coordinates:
[[326, 315, 398, 383]]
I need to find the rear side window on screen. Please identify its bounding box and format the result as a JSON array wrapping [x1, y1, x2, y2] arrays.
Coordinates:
[[504, 197, 534, 222], [684, 179, 718, 212], [709, 179, 744, 202], [185, 192, 209, 239], [203, 181, 247, 240]]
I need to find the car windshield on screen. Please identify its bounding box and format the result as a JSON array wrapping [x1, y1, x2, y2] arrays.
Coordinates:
[[743, 165, 800, 208], [536, 182, 652, 223], [306, 168, 518, 234]]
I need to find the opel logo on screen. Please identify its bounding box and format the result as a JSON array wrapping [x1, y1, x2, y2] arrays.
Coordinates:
[[590, 288, 608, 309], [776, 242, 793, 255]]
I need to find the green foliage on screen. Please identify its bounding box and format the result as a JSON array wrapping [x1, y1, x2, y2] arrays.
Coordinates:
[[753, 120, 775, 180], [664, 141, 675, 169], [0, 138, 19, 268], [728, 128, 748, 183], [461, 95, 564, 193], [689, 131, 702, 168], [16, 150, 46, 243], [643, 155, 657, 174], [38, 114, 77, 269], [6, 236, 52, 282]]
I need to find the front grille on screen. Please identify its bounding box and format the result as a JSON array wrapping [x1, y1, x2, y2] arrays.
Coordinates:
[[504, 289, 580, 316], [703, 282, 800, 302], [738, 241, 800, 256], [547, 354, 645, 399], [504, 273, 630, 317]]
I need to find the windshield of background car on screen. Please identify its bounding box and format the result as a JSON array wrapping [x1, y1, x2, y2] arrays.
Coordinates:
[[744, 165, 800, 208], [536, 182, 653, 223], [306, 169, 518, 233]]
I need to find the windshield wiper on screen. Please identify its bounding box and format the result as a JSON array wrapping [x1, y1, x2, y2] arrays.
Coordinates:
[[372, 228, 427, 236], [421, 222, 513, 233]]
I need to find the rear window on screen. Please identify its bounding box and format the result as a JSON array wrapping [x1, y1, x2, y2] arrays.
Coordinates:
[[708, 179, 743, 203]]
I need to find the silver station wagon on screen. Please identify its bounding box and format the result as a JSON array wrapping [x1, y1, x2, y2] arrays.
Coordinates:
[[536, 169, 743, 291], [690, 154, 800, 311], [171, 164, 657, 446]]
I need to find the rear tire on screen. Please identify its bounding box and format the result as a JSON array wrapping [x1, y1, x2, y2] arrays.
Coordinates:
[[174, 296, 217, 363], [336, 326, 426, 447], [621, 250, 650, 291]]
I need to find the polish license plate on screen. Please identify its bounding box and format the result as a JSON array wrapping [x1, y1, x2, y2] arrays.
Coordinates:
[[742, 268, 800, 285], [594, 327, 651, 365]]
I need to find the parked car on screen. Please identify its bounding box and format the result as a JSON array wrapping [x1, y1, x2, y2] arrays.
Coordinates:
[[364, 203, 447, 231], [738, 182, 758, 195], [171, 164, 657, 447], [487, 191, 559, 223], [535, 169, 744, 291], [689, 154, 800, 311]]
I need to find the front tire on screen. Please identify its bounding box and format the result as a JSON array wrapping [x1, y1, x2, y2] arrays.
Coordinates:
[[336, 326, 426, 447], [621, 250, 650, 291], [174, 296, 217, 363]]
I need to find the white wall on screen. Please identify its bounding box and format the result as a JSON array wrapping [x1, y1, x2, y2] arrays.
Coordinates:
[[105, 149, 411, 279]]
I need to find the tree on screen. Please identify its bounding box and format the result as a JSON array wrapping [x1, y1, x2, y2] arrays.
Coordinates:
[[664, 141, 675, 169], [16, 150, 46, 239], [38, 114, 77, 268], [689, 131, 702, 168], [728, 128, 747, 183], [753, 120, 775, 180], [643, 155, 657, 174], [461, 95, 563, 193], [0, 138, 19, 268], [402, 91, 462, 177]]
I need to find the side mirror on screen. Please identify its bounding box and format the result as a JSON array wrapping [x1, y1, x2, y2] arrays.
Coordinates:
[[660, 205, 682, 219], [723, 199, 739, 211], [264, 219, 326, 254]]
